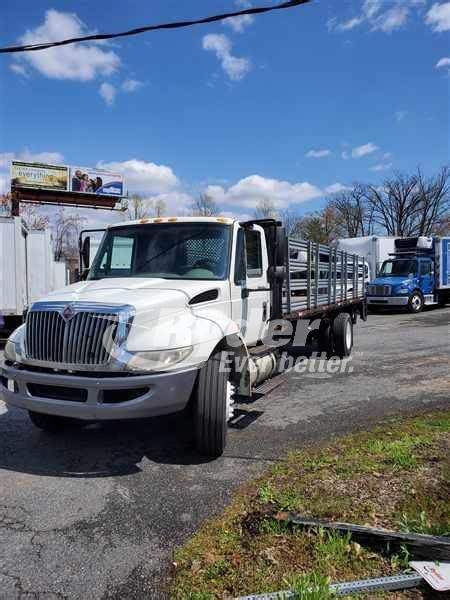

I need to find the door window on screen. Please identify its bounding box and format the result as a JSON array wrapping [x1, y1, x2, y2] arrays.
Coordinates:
[[420, 261, 432, 276], [245, 230, 263, 278]]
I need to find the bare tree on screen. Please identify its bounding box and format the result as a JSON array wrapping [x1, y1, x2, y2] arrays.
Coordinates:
[[329, 184, 374, 237], [53, 209, 87, 262], [0, 193, 11, 216], [191, 193, 218, 217], [363, 167, 449, 236], [20, 203, 49, 230], [279, 208, 302, 237], [253, 198, 277, 220], [124, 193, 152, 220]]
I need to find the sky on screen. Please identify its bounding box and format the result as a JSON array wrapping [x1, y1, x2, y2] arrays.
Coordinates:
[[0, 0, 449, 226]]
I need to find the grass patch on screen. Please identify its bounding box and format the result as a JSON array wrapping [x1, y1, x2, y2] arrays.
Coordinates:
[[170, 410, 450, 599]]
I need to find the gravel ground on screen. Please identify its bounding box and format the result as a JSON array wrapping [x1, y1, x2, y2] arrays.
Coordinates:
[[0, 307, 449, 599]]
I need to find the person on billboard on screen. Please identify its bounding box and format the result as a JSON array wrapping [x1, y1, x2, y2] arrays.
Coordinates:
[[94, 177, 103, 192], [72, 170, 82, 191]]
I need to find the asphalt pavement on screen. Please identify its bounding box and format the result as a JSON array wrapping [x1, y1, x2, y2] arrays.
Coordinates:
[[0, 308, 449, 599]]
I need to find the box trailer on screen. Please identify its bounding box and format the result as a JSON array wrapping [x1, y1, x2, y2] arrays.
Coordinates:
[[0, 217, 29, 329], [336, 236, 396, 282]]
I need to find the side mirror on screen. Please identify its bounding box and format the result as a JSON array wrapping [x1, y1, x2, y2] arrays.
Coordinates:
[[81, 236, 90, 270], [275, 226, 287, 266]]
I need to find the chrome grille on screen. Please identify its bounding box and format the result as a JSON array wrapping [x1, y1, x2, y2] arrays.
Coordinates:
[[368, 284, 391, 296], [25, 306, 125, 366]]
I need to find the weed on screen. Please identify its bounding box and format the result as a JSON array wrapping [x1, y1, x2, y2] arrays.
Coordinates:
[[284, 572, 334, 599], [204, 559, 231, 581], [259, 518, 292, 535], [258, 482, 301, 511], [367, 439, 417, 470], [313, 529, 352, 568], [397, 511, 450, 536]]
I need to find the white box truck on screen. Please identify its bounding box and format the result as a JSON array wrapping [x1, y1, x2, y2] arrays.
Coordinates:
[[0, 218, 67, 331], [2, 217, 367, 456], [336, 236, 396, 282], [0, 217, 29, 330]]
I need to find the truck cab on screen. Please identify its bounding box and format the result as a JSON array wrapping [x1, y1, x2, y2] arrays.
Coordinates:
[[367, 236, 450, 313]]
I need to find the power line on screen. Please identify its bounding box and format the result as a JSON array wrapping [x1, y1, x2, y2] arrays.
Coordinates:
[[0, 0, 311, 54]]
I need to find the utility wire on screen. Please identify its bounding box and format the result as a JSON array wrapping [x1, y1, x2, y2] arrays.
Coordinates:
[[0, 0, 311, 54]]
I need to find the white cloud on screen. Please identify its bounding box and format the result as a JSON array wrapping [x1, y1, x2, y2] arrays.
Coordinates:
[[96, 159, 194, 214], [0, 149, 65, 169], [329, 0, 421, 34], [351, 142, 379, 158], [395, 109, 408, 122], [13, 10, 120, 81], [223, 0, 255, 33], [426, 2, 450, 31], [305, 149, 332, 158], [121, 78, 144, 92], [202, 34, 251, 81], [325, 183, 352, 194], [370, 163, 392, 171], [382, 152, 392, 160], [9, 63, 28, 77], [436, 56, 450, 68], [99, 82, 116, 106], [96, 159, 180, 195], [205, 175, 324, 210]]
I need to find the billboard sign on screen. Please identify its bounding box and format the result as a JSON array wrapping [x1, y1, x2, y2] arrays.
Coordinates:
[[10, 161, 125, 198], [70, 167, 124, 197], [11, 161, 69, 191]]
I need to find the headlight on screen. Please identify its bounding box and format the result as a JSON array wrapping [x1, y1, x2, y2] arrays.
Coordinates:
[[4, 340, 17, 362], [3, 324, 26, 363], [397, 287, 409, 294], [125, 346, 193, 372]]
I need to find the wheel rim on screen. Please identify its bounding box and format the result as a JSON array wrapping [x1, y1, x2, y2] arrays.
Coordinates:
[[411, 294, 421, 310], [345, 321, 352, 349]]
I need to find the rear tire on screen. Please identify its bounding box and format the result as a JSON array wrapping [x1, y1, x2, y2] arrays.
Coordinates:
[[28, 411, 84, 433], [408, 291, 424, 313], [194, 349, 229, 458], [332, 313, 353, 358]]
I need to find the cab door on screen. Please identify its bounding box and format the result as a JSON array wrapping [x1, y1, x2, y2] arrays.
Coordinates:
[[419, 259, 434, 295], [231, 225, 271, 346]]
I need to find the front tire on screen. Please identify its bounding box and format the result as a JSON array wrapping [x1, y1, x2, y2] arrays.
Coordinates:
[[194, 350, 229, 457], [28, 411, 84, 433], [408, 291, 424, 313], [332, 313, 353, 358]]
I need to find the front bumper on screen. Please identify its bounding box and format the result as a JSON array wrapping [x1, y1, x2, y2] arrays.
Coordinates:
[[0, 363, 198, 420], [367, 296, 409, 306]]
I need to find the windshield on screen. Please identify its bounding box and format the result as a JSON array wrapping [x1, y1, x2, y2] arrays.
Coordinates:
[[379, 259, 417, 277], [89, 223, 232, 281]]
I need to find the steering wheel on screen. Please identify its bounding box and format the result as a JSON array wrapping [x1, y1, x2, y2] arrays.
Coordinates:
[[191, 258, 218, 272]]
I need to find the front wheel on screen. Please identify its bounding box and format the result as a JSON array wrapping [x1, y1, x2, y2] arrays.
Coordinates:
[[28, 411, 84, 433], [194, 349, 232, 457], [332, 313, 353, 358], [408, 291, 424, 313]]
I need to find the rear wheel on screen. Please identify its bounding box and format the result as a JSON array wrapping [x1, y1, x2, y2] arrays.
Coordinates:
[[28, 411, 84, 433], [408, 291, 424, 313], [194, 349, 232, 458], [332, 313, 353, 358]]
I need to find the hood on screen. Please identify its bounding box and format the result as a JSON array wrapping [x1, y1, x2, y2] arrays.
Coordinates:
[[37, 277, 225, 317], [373, 276, 414, 287]]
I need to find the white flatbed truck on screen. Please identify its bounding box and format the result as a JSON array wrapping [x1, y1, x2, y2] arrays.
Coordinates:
[[2, 217, 366, 456]]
